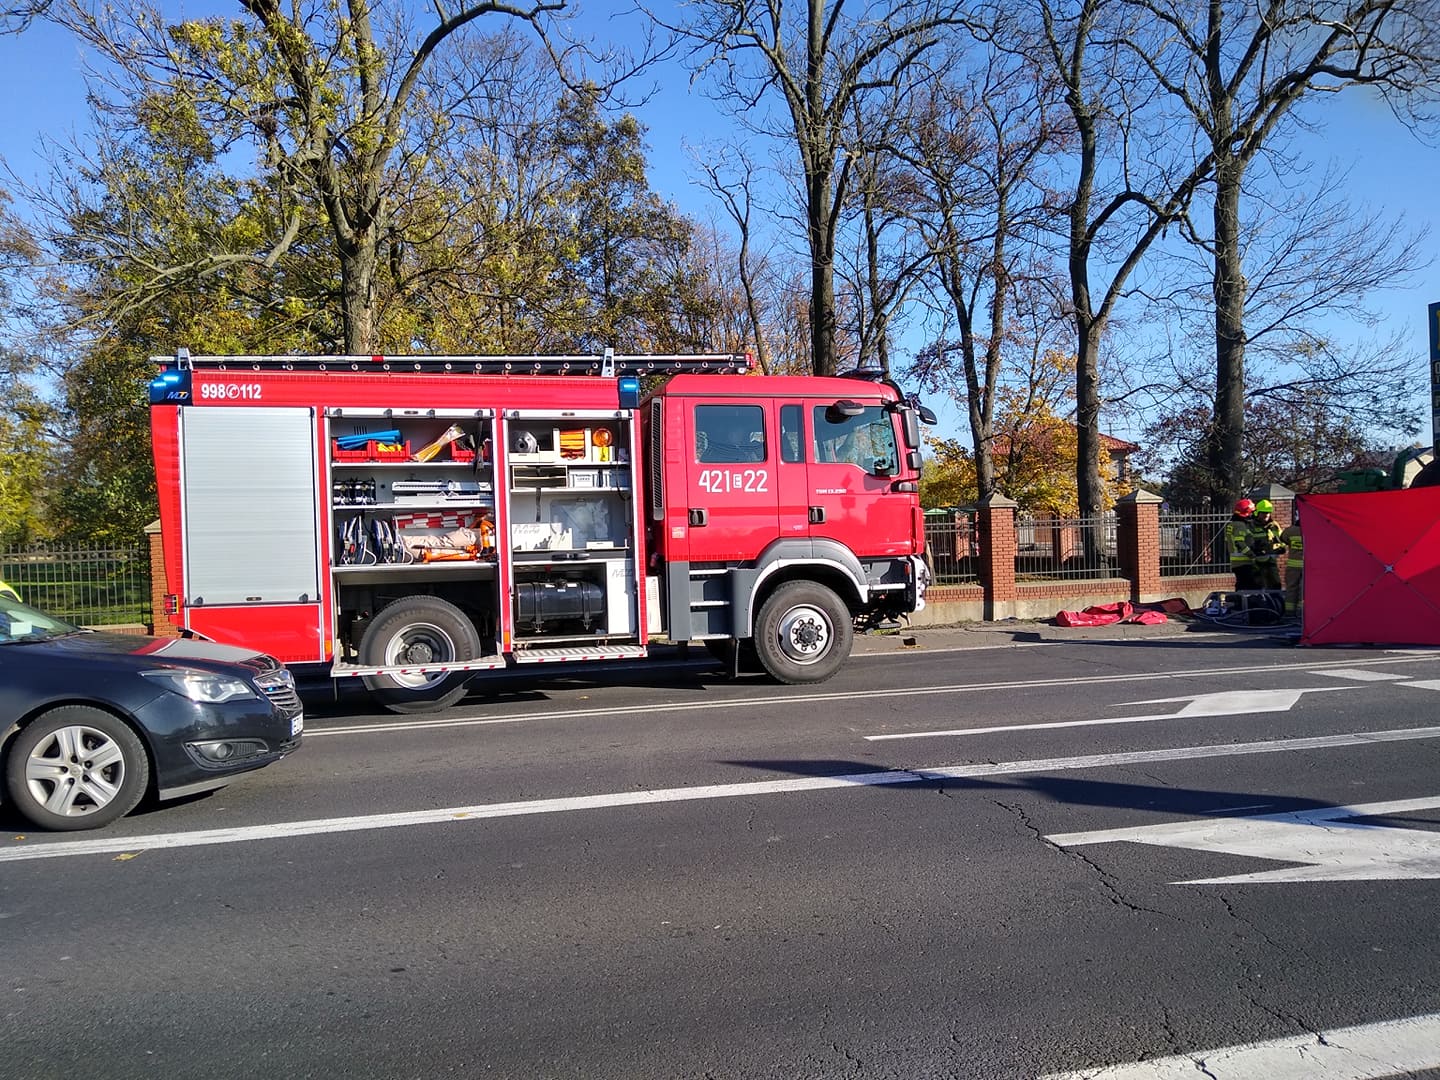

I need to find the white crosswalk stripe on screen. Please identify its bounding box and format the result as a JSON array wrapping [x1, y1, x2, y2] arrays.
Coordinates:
[[1040, 1011, 1440, 1079], [1310, 668, 1409, 682]]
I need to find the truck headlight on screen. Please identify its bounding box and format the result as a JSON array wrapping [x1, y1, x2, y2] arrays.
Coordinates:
[[142, 670, 258, 703]]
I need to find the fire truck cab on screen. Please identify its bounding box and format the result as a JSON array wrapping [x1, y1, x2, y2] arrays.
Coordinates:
[[149, 350, 928, 713]]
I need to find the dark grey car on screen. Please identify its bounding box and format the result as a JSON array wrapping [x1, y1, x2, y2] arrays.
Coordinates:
[[0, 596, 302, 831]]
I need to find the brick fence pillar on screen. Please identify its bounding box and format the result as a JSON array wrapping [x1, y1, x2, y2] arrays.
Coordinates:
[[1117, 489, 1164, 600], [977, 492, 1018, 620], [145, 519, 180, 638]]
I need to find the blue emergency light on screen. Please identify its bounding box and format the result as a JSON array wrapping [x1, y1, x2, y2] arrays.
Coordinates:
[[149, 368, 193, 404], [618, 376, 640, 408]]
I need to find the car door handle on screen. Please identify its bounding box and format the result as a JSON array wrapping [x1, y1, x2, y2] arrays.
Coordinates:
[[689, 509, 708, 527], [808, 506, 826, 524]]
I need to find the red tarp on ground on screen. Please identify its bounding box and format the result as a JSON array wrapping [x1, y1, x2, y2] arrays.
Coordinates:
[[1055, 598, 1192, 627], [1302, 488, 1440, 646]]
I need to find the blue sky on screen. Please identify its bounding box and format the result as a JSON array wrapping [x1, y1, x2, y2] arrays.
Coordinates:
[[2, 6, 1436, 447]]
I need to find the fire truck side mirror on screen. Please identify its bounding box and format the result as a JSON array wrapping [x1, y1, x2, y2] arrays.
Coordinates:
[[916, 404, 938, 426], [907, 449, 923, 471], [901, 410, 921, 449]]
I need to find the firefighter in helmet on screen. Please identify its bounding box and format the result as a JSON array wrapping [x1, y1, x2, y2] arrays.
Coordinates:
[[1279, 505, 1304, 618], [1249, 498, 1286, 590], [1225, 498, 1259, 590]]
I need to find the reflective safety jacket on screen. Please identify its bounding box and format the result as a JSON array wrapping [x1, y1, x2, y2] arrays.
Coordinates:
[[1250, 520, 1284, 565], [1280, 523, 1303, 568], [1224, 517, 1254, 566]]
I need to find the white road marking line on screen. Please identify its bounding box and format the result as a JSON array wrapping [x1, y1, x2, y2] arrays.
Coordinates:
[[1310, 668, 1409, 682], [1048, 795, 1440, 883], [1401, 679, 1440, 691], [311, 655, 1438, 739], [5, 725, 1440, 863], [1039, 1011, 1440, 1079], [865, 687, 1355, 741], [1200, 804, 1272, 815]]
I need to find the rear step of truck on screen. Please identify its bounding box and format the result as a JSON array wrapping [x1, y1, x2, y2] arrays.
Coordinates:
[[330, 656, 509, 678], [513, 645, 647, 664]]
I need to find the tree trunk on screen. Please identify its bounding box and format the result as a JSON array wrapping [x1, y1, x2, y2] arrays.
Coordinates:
[[1075, 320, 1104, 521], [960, 329, 996, 500], [339, 236, 378, 354], [809, 174, 837, 377], [1209, 160, 1247, 502]]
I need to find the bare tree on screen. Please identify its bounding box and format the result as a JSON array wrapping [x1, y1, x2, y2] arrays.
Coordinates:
[[693, 146, 778, 372], [902, 44, 1068, 499], [656, 0, 965, 376], [0, 0, 47, 31], [1011, 0, 1218, 522], [836, 88, 932, 378], [1116, 0, 1439, 501], [1156, 161, 1429, 446]]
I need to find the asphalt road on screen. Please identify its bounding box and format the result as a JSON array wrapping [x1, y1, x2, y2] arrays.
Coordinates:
[[4, 631, 1440, 1080]]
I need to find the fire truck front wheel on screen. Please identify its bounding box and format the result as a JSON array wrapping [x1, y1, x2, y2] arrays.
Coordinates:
[[753, 581, 853, 685], [359, 596, 481, 713]]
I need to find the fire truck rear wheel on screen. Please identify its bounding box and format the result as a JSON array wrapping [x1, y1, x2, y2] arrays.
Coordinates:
[[359, 596, 481, 713], [753, 581, 853, 685]]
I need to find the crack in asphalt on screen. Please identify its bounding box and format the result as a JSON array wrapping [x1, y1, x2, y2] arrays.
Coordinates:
[[988, 797, 1177, 920], [1158, 1003, 1185, 1056], [1212, 891, 1289, 955]]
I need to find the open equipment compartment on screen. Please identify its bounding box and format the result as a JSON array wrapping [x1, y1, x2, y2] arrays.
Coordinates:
[[502, 409, 640, 647], [325, 407, 503, 666]]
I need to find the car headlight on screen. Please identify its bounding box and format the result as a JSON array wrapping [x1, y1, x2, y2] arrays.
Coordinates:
[[142, 669, 258, 703]]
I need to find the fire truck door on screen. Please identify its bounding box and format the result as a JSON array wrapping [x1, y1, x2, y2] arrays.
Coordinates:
[[806, 402, 913, 557], [682, 401, 781, 562], [180, 406, 321, 606]]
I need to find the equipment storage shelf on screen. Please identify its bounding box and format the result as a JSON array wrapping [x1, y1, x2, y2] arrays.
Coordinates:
[[331, 562, 497, 586], [326, 410, 497, 572], [331, 460, 482, 469]]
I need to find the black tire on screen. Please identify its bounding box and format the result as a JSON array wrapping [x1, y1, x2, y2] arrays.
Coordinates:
[[752, 581, 853, 685], [359, 596, 481, 714], [4, 706, 149, 831]]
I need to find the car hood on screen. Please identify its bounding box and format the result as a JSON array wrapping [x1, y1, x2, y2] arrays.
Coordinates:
[[15, 631, 276, 673]]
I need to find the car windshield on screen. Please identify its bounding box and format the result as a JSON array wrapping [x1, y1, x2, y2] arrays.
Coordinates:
[[0, 596, 83, 644]]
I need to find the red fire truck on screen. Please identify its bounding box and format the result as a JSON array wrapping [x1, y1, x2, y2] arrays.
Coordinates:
[[148, 349, 930, 712]]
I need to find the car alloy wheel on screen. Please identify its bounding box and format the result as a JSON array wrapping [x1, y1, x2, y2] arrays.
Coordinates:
[[4, 706, 149, 830]]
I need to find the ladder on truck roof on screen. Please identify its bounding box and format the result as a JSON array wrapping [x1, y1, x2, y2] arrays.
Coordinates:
[[151, 347, 753, 377]]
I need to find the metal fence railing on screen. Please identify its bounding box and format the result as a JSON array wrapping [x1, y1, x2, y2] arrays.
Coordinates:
[[0, 544, 151, 626], [923, 514, 980, 585], [1158, 511, 1233, 577], [1016, 515, 1119, 580]]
